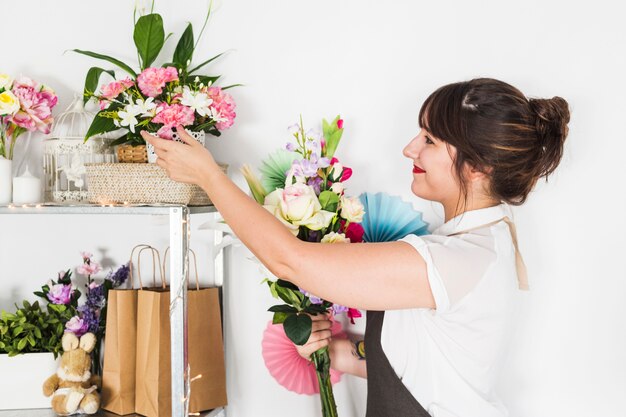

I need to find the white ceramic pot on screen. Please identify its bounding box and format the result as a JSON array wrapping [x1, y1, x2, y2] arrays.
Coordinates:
[[0, 157, 12, 204], [0, 352, 61, 409], [146, 130, 206, 163]]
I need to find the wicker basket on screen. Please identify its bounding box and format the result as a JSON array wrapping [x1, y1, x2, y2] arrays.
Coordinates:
[[116, 145, 148, 163], [84, 163, 227, 205]]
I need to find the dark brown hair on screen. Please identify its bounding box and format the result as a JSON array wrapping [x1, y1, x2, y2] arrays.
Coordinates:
[[419, 78, 570, 208]]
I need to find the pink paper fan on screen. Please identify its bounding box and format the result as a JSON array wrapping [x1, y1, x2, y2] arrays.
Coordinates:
[[261, 319, 347, 395]]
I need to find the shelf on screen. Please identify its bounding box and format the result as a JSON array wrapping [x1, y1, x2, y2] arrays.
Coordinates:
[[0, 203, 218, 215], [0, 407, 225, 417]]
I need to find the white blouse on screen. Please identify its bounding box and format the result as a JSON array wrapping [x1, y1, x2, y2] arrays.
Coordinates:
[[381, 203, 526, 417]]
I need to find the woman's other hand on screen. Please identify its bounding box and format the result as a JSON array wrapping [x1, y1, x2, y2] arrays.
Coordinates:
[[295, 313, 333, 360]]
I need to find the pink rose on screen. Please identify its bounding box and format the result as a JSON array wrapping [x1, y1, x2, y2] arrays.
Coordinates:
[[47, 283, 72, 305], [152, 103, 195, 139], [65, 316, 89, 337], [337, 119, 343, 129], [137, 66, 179, 98]]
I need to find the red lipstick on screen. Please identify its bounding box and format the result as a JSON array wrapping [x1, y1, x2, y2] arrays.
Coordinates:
[[413, 165, 426, 174]]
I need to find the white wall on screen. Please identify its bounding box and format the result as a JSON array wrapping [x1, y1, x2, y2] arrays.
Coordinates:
[[1, 0, 624, 416]]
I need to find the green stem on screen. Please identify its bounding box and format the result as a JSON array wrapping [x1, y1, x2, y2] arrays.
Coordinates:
[[0, 122, 6, 159], [311, 347, 338, 417]]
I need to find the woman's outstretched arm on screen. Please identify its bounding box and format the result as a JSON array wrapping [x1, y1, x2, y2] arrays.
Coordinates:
[[142, 128, 435, 311]]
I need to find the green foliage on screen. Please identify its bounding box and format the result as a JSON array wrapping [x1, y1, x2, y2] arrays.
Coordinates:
[[0, 301, 66, 358], [83, 68, 115, 104], [322, 115, 344, 159], [258, 150, 299, 192], [318, 191, 339, 212], [173, 23, 194, 72], [134, 13, 165, 69]]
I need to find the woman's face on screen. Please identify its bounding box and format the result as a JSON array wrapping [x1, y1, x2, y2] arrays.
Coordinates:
[[402, 128, 461, 204]]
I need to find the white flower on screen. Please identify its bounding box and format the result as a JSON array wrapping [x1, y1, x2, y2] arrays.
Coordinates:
[[330, 182, 344, 194], [329, 162, 343, 181], [180, 86, 213, 117], [340, 196, 365, 223], [0, 91, 20, 116], [129, 97, 156, 117], [117, 103, 141, 133], [263, 184, 335, 233], [321, 232, 351, 244], [0, 73, 12, 90], [208, 106, 227, 123]]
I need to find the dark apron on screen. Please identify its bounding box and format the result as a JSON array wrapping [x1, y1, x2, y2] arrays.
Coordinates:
[[365, 310, 431, 417]]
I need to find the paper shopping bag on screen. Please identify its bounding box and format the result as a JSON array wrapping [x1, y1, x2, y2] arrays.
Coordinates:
[[134, 248, 227, 416], [101, 244, 159, 415]]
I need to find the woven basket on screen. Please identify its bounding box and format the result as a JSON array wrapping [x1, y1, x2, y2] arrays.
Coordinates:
[[84, 163, 227, 205], [116, 145, 148, 163]]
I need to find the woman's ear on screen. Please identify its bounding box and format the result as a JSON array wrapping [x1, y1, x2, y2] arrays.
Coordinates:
[[464, 163, 492, 182]]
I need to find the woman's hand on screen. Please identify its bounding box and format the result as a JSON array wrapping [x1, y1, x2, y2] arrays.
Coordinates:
[[141, 126, 218, 185], [295, 313, 333, 360]]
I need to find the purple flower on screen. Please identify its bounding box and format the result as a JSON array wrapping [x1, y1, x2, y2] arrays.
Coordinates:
[[47, 283, 72, 305], [85, 283, 105, 309], [299, 288, 323, 305], [307, 177, 323, 195], [106, 263, 130, 288], [65, 316, 89, 337], [285, 142, 296, 152], [332, 304, 349, 315], [78, 305, 100, 334]]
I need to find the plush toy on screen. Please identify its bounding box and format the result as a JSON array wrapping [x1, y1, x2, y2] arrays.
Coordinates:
[[43, 332, 101, 415]]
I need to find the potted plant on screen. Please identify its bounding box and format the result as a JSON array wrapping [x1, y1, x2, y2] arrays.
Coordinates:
[[74, 2, 238, 163], [0, 253, 129, 410]]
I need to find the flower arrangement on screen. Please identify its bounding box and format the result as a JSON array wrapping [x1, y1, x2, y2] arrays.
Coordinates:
[[242, 116, 365, 417], [30, 252, 129, 373], [76, 4, 237, 147], [0, 73, 58, 160]]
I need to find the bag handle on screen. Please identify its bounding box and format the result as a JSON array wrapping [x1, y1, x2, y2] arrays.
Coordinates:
[[128, 244, 152, 289], [163, 247, 200, 290], [137, 246, 165, 289]]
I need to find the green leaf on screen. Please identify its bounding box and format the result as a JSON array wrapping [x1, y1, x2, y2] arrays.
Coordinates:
[[173, 23, 194, 70], [189, 52, 225, 74], [276, 279, 300, 291], [134, 13, 165, 69], [84, 67, 115, 104], [268, 305, 297, 314], [283, 314, 312, 346], [85, 111, 119, 142], [195, 75, 220, 86], [72, 49, 137, 77], [221, 84, 243, 90], [17, 337, 27, 351], [318, 191, 339, 212], [13, 326, 23, 337], [272, 312, 290, 324]]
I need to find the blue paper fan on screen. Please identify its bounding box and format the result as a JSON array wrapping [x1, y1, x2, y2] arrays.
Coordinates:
[[357, 192, 429, 242]]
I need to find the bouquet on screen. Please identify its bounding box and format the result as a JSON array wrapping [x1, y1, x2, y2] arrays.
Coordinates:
[[75, 4, 237, 147], [34, 252, 129, 375], [0, 73, 58, 160], [242, 116, 365, 417]]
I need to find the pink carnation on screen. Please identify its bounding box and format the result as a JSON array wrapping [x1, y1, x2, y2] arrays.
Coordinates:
[[137, 66, 179, 98], [207, 87, 236, 130], [100, 78, 134, 100], [152, 103, 195, 139], [7, 77, 58, 134]]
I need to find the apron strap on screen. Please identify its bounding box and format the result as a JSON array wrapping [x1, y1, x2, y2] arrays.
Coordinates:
[[449, 216, 529, 291]]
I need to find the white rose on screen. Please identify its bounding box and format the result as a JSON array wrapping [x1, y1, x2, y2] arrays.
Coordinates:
[[0, 73, 12, 90], [264, 184, 335, 232], [330, 182, 344, 194], [340, 196, 365, 223], [321, 232, 351, 244], [0, 91, 20, 116], [329, 162, 343, 181]]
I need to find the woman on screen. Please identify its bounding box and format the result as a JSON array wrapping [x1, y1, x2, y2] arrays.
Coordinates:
[[142, 78, 570, 416]]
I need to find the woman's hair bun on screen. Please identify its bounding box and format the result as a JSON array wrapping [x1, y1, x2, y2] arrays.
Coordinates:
[[528, 96, 570, 179]]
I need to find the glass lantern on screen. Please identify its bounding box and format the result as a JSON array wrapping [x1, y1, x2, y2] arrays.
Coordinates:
[[43, 95, 115, 203]]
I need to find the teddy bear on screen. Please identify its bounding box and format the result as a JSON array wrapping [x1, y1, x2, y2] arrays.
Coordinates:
[[43, 332, 101, 415]]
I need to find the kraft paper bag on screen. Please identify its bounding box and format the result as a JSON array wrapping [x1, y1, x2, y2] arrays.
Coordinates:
[[101, 244, 160, 415], [134, 249, 227, 417]]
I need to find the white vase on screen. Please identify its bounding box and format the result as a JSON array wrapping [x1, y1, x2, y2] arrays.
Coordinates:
[[0, 352, 61, 409], [146, 130, 206, 163], [0, 157, 12, 205]]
